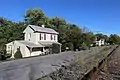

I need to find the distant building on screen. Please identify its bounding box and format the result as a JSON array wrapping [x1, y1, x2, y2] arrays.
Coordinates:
[[6, 25, 61, 58], [95, 38, 105, 46]]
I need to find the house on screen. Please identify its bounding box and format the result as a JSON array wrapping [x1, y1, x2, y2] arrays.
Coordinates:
[[95, 38, 105, 46], [6, 25, 61, 58]]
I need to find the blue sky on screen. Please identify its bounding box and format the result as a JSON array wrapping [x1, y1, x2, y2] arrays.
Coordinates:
[[0, 0, 120, 35]]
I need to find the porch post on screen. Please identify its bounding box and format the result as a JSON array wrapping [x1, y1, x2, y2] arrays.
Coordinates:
[[43, 47, 45, 55], [30, 47, 32, 56], [49, 47, 51, 54]]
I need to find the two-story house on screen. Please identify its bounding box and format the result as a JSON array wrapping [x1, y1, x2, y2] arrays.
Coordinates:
[[6, 25, 61, 58], [95, 38, 105, 46]]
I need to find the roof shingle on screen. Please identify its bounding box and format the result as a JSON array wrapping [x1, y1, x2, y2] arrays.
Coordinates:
[[29, 25, 59, 34]]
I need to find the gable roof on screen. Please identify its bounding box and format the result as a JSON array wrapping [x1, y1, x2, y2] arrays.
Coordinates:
[[95, 38, 105, 41], [28, 25, 59, 34]]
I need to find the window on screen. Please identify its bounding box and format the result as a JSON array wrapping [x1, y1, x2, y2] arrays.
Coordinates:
[[32, 47, 43, 52], [40, 33, 44, 40], [51, 34, 55, 40], [44, 34, 46, 40], [29, 33, 31, 38], [51, 34, 52, 40], [54, 35, 55, 40], [8, 45, 12, 50], [40, 34, 41, 40], [29, 33, 31, 41]]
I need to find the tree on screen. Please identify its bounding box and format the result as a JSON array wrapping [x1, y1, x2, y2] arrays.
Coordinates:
[[67, 24, 82, 50], [95, 33, 105, 40], [0, 18, 25, 53], [24, 9, 96, 51], [49, 17, 69, 51], [0, 8, 120, 55], [24, 8, 50, 27], [108, 34, 120, 45], [84, 32, 95, 45]]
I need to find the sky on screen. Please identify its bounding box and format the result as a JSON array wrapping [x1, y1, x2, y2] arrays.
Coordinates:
[[0, 0, 120, 35]]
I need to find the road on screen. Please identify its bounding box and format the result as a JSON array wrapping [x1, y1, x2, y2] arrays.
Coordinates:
[[0, 46, 116, 80], [0, 46, 107, 80]]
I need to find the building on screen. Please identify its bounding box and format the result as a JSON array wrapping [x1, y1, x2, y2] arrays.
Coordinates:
[[6, 25, 61, 58], [95, 38, 105, 46]]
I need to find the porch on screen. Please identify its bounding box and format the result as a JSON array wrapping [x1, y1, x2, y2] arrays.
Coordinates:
[[38, 41, 62, 54]]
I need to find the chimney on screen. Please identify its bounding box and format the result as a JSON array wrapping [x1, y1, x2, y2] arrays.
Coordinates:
[[42, 25, 45, 28]]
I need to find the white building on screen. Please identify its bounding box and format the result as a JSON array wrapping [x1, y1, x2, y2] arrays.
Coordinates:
[[6, 25, 61, 58], [95, 39, 105, 46]]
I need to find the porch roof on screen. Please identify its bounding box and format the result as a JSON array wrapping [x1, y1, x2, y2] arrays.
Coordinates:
[[19, 41, 44, 48], [38, 41, 61, 47]]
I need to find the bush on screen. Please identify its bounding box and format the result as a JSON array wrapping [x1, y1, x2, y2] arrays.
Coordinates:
[[0, 53, 6, 61], [52, 43, 60, 53], [79, 42, 89, 50], [14, 47, 22, 59], [66, 42, 74, 51]]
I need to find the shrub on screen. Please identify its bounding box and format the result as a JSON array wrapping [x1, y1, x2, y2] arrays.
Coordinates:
[[52, 43, 60, 54], [66, 42, 74, 51], [14, 47, 22, 59]]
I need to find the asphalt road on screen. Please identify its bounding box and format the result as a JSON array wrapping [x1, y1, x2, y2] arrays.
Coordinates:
[[0, 46, 114, 80]]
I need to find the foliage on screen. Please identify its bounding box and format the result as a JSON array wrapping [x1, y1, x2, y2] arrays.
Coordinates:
[[0, 8, 120, 55], [14, 47, 23, 59], [0, 18, 26, 51], [24, 8, 50, 27], [108, 34, 120, 44], [95, 33, 108, 41], [65, 42, 74, 51], [52, 43, 60, 53]]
